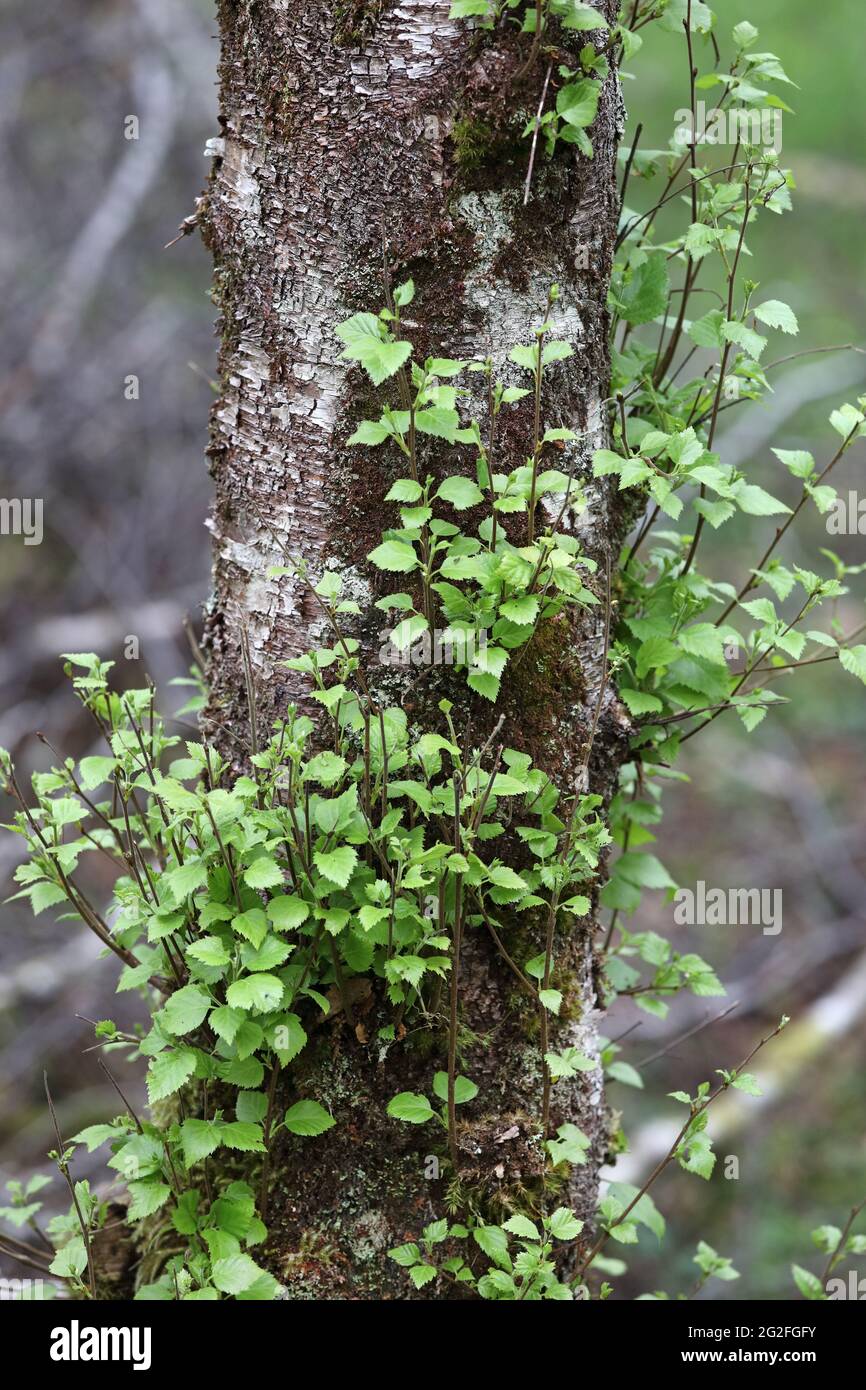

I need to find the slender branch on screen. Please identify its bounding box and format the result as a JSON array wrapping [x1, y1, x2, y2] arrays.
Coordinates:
[[44, 1072, 97, 1299], [574, 1018, 787, 1282], [821, 1196, 866, 1286], [524, 64, 553, 207]]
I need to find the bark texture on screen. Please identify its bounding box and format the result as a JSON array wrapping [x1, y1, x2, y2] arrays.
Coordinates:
[[199, 0, 629, 1298]]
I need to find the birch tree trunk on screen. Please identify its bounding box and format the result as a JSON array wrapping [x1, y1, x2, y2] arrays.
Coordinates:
[[199, 0, 628, 1299]]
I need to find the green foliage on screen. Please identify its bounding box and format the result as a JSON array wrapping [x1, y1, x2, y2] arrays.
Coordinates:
[[790, 1201, 866, 1300], [0, 501, 604, 1296], [388, 1204, 585, 1299], [342, 282, 596, 703], [2, 4, 863, 1306]]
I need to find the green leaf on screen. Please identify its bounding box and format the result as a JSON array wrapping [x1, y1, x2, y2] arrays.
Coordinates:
[[77, 756, 118, 790], [187, 935, 231, 968], [209, 1005, 244, 1045], [389, 1241, 422, 1266], [335, 312, 412, 385], [473, 1224, 511, 1269], [617, 254, 669, 327], [314, 844, 358, 888], [302, 751, 348, 788], [754, 300, 798, 335], [146, 1048, 197, 1105], [478, 1269, 517, 1298], [243, 856, 284, 890], [733, 20, 758, 48], [387, 1092, 436, 1124], [556, 79, 601, 130], [416, 407, 460, 442], [731, 1071, 762, 1096], [693, 497, 735, 529], [541, 340, 573, 366], [635, 635, 678, 678], [594, 455, 622, 483], [659, 0, 713, 34], [840, 645, 866, 684], [687, 309, 725, 348], [499, 594, 540, 626], [722, 320, 767, 360], [71, 1123, 126, 1153], [428, 357, 468, 377], [508, 343, 537, 372], [811, 1225, 842, 1254], [348, 418, 391, 446], [284, 1099, 336, 1137], [548, 1207, 583, 1240], [270, 1013, 307, 1065], [180, 1118, 223, 1166], [741, 596, 777, 624], [219, 1121, 266, 1153], [539, 988, 563, 1013], [49, 1236, 88, 1278], [547, 1122, 591, 1167], [218, 1055, 264, 1089], [240, 935, 293, 972], [156, 985, 211, 1037], [390, 613, 429, 651], [164, 859, 208, 903], [232, 909, 268, 950], [830, 403, 865, 438], [678, 622, 727, 666], [267, 895, 310, 931], [385, 478, 423, 503], [618, 688, 663, 716], [212, 1253, 266, 1296], [616, 852, 676, 890], [467, 669, 500, 701], [436, 476, 485, 510], [557, 3, 608, 32], [487, 864, 528, 894], [410, 1264, 438, 1289], [607, 1061, 643, 1089], [807, 484, 837, 515], [792, 1264, 826, 1302], [432, 1072, 478, 1104], [226, 973, 284, 1013], [731, 481, 791, 517], [680, 1130, 716, 1180], [127, 1181, 172, 1222], [503, 1213, 539, 1240], [367, 540, 419, 573]]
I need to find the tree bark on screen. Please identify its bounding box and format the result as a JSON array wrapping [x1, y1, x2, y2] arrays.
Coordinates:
[[199, 0, 628, 1298]]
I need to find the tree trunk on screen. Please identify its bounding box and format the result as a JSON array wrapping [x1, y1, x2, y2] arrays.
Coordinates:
[[199, 0, 628, 1298]]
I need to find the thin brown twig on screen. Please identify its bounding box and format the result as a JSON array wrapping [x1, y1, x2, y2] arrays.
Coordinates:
[[44, 1072, 97, 1299], [574, 1017, 787, 1282], [821, 1196, 866, 1287]]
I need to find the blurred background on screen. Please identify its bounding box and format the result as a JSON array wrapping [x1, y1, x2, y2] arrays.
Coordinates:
[[0, 0, 863, 1299], [0, 0, 216, 1279]]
